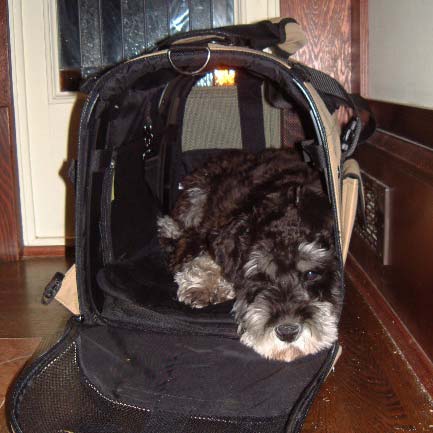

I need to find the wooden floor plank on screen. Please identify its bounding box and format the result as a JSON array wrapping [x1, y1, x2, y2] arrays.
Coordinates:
[[303, 279, 433, 433]]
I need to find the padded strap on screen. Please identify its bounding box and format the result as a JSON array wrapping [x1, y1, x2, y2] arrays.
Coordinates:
[[237, 71, 266, 153], [158, 18, 306, 55]]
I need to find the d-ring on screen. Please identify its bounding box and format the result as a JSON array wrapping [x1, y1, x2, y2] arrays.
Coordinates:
[[167, 47, 211, 76]]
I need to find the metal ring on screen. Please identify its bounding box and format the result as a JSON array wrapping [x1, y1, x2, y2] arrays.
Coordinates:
[[167, 47, 211, 76]]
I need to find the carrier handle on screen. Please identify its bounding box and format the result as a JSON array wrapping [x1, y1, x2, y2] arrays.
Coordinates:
[[158, 18, 307, 57], [167, 46, 211, 76]]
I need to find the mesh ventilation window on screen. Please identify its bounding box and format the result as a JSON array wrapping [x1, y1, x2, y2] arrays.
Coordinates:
[[354, 170, 392, 265], [57, 0, 235, 90]]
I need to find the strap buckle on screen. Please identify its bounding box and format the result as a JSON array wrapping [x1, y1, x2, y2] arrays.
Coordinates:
[[41, 272, 65, 305], [341, 117, 359, 153]]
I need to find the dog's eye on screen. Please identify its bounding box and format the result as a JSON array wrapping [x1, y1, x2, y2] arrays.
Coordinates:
[[305, 270, 320, 281]]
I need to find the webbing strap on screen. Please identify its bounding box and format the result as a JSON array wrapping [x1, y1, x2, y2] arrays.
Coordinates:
[[237, 71, 267, 154], [294, 65, 376, 157]]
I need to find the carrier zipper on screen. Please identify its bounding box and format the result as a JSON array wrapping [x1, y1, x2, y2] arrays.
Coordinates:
[[290, 76, 346, 301], [100, 156, 116, 264]]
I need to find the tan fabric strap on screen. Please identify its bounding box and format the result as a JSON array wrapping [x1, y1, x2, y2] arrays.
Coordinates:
[[341, 159, 363, 263], [54, 264, 80, 315], [269, 19, 307, 55]]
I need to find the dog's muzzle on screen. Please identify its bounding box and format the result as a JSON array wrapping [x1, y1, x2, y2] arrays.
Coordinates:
[[275, 324, 302, 343]]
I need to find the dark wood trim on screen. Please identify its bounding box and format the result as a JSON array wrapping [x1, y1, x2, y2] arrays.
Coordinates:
[[369, 130, 433, 182], [346, 254, 433, 397], [369, 100, 433, 149], [0, 0, 22, 262], [22, 246, 67, 257], [359, 0, 368, 96], [350, 0, 368, 94]]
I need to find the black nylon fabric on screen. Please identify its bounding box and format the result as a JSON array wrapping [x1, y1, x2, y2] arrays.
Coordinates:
[[11, 324, 290, 433], [78, 325, 331, 419]]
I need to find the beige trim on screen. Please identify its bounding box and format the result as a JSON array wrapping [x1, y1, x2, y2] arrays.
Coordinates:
[[303, 83, 343, 244], [341, 159, 362, 263], [55, 264, 80, 315], [277, 21, 307, 55], [341, 177, 359, 263]]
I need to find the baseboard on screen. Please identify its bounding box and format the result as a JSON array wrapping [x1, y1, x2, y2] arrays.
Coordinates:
[[22, 245, 67, 257], [346, 254, 433, 397]]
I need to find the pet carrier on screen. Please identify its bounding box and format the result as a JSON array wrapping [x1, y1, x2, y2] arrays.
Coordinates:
[[8, 18, 374, 433]]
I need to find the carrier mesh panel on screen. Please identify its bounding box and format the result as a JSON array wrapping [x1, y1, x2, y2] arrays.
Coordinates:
[[182, 86, 281, 151], [16, 342, 288, 433], [281, 109, 305, 148]]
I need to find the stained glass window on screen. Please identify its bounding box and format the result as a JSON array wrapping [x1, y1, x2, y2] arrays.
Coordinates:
[[57, 0, 234, 91]]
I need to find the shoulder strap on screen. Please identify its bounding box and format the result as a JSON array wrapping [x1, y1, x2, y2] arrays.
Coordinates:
[[157, 18, 306, 55]]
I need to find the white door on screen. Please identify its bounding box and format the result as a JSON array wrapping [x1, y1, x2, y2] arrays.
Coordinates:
[[8, 0, 279, 247]]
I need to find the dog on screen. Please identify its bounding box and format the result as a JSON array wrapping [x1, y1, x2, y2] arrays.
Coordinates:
[[158, 149, 342, 362]]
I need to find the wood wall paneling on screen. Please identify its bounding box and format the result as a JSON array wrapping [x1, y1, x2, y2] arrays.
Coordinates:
[[350, 0, 368, 94], [0, 0, 11, 107], [353, 134, 433, 363], [0, 0, 21, 261], [280, 0, 352, 90]]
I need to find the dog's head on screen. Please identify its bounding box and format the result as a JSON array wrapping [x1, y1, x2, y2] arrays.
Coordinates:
[[218, 181, 342, 361]]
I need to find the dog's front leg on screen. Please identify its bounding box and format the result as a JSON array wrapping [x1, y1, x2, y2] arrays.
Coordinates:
[[175, 254, 235, 308]]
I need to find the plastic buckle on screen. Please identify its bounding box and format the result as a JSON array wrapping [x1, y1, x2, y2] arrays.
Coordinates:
[[341, 118, 359, 153], [41, 272, 65, 305]]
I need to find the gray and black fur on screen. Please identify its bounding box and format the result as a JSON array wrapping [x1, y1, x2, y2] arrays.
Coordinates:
[[158, 149, 342, 362]]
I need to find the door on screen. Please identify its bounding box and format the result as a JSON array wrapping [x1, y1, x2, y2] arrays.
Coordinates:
[[8, 0, 280, 247]]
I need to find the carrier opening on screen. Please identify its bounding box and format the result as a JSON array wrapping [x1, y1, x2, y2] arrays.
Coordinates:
[[85, 61, 320, 335]]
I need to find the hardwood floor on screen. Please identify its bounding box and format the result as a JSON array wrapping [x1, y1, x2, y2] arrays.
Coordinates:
[[0, 257, 431, 432]]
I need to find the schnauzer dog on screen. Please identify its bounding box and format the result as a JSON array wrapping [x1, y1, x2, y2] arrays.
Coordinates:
[[158, 149, 341, 362]]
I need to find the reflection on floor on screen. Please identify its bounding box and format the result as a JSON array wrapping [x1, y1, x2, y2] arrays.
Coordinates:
[[0, 256, 431, 432]]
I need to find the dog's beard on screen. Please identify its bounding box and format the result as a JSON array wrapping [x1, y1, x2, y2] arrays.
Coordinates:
[[234, 240, 341, 362], [234, 295, 338, 362]]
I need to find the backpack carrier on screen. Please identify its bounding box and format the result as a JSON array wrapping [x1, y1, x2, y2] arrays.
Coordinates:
[[8, 18, 374, 433]]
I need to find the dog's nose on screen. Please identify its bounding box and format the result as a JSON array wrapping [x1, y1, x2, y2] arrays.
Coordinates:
[[275, 324, 301, 342]]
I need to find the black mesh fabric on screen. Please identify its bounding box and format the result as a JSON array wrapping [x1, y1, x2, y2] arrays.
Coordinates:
[[14, 337, 288, 433]]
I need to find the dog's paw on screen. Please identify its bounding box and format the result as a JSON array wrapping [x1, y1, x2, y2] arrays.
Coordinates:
[[175, 254, 235, 309], [157, 215, 182, 240], [177, 284, 214, 308]]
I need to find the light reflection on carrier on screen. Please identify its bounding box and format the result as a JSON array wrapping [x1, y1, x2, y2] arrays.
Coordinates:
[[196, 69, 236, 87]]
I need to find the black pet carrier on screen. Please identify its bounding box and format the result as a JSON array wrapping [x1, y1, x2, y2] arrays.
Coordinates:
[[8, 18, 374, 433]]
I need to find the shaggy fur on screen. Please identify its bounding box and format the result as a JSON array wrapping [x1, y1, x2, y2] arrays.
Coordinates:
[[158, 149, 342, 362]]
